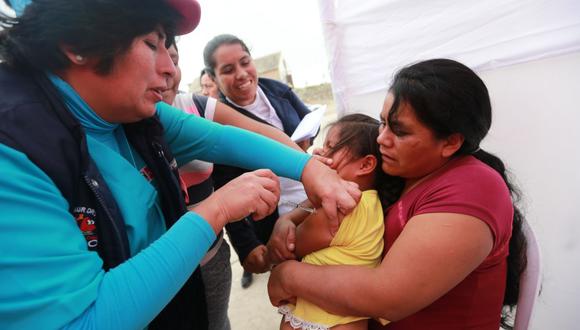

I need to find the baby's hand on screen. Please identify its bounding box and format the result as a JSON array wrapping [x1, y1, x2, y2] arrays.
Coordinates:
[[267, 217, 297, 264], [243, 245, 270, 273]]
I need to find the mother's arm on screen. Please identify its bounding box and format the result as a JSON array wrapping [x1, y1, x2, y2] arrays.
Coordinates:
[[212, 101, 303, 152], [268, 212, 493, 321]]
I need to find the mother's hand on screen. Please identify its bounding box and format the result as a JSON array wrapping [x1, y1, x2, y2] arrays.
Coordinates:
[[268, 260, 299, 307], [301, 158, 361, 235]]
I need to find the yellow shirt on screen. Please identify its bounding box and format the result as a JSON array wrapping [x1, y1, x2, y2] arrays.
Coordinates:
[[279, 190, 389, 329]]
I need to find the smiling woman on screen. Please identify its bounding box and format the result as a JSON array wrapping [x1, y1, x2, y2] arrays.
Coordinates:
[[0, 0, 361, 329], [202, 34, 314, 282], [211, 42, 258, 106]]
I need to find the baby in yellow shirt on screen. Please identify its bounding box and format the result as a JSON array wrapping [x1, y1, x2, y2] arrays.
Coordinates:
[[278, 114, 391, 330]]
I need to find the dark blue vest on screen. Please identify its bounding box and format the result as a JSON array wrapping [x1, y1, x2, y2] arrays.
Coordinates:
[[0, 64, 207, 329]]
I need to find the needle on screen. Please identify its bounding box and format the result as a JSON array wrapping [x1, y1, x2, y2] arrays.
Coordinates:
[[280, 200, 316, 214]]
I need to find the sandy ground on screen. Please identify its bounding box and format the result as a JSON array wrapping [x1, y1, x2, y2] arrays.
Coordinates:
[[227, 248, 282, 329]]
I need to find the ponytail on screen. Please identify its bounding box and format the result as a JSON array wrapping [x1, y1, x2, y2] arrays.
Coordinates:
[[473, 149, 527, 329], [376, 170, 405, 208]]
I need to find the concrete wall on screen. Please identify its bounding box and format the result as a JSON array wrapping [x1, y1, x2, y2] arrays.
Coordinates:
[[294, 83, 334, 105], [342, 52, 580, 329]]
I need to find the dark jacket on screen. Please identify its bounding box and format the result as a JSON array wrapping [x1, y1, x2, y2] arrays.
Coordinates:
[[215, 78, 310, 262], [0, 64, 207, 330]]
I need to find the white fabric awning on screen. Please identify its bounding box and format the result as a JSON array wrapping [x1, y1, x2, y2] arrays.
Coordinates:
[[319, 0, 580, 113]]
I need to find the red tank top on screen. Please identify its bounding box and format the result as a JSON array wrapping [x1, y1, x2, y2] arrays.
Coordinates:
[[371, 156, 513, 330]]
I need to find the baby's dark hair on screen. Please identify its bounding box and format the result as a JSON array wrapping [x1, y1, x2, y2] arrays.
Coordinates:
[[326, 114, 404, 206]]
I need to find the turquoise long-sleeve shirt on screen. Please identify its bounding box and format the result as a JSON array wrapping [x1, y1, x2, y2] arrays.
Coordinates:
[[0, 99, 310, 329]]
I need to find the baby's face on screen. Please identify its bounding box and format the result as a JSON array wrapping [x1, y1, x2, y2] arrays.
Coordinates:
[[321, 127, 357, 181]]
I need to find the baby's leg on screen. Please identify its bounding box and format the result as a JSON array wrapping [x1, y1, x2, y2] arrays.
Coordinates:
[[280, 316, 295, 330], [331, 319, 368, 330]]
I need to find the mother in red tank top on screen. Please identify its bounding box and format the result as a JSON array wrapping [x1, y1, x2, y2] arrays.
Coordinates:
[[268, 59, 528, 330]]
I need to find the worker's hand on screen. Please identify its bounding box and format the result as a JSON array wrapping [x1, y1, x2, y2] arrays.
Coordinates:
[[300, 159, 361, 235], [192, 169, 279, 233]]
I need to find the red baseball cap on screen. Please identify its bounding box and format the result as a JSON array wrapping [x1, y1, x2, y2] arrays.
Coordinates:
[[165, 0, 201, 35]]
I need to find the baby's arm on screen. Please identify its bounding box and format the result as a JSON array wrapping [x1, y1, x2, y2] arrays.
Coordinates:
[[267, 200, 317, 264], [295, 207, 334, 258]]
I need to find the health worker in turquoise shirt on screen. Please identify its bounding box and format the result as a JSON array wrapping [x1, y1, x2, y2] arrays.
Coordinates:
[[0, 1, 361, 329]]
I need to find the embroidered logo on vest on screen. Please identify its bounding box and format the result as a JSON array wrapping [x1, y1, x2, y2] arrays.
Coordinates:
[[140, 166, 154, 182], [73, 206, 98, 249]]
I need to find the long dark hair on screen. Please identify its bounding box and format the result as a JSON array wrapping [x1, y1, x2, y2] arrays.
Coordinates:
[[326, 113, 404, 207], [387, 58, 527, 329], [203, 33, 251, 78], [0, 0, 179, 74]]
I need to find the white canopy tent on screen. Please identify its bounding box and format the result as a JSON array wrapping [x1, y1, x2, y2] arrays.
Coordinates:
[[318, 0, 580, 328]]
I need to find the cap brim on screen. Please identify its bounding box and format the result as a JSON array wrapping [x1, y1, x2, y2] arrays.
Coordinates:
[[166, 0, 201, 35]]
